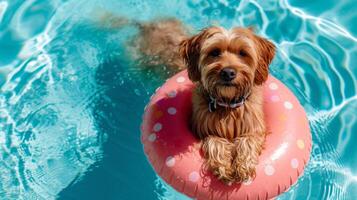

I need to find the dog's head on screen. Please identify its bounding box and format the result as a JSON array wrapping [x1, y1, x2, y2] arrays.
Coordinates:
[[179, 27, 275, 101]]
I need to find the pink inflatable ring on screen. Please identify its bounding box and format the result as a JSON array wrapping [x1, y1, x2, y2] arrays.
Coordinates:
[[141, 70, 311, 200]]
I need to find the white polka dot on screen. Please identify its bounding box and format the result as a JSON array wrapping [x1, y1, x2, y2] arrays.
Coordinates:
[[291, 158, 299, 169], [167, 90, 177, 98], [189, 171, 200, 182], [153, 123, 162, 132], [264, 165, 275, 176], [148, 133, 156, 142], [165, 156, 175, 167], [167, 107, 177, 115], [297, 139, 305, 149], [270, 95, 280, 102], [243, 179, 252, 186], [269, 82, 278, 90], [284, 101, 294, 110], [176, 76, 186, 83]]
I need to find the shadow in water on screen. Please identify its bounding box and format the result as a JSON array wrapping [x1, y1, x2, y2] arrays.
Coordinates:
[[58, 54, 164, 199]]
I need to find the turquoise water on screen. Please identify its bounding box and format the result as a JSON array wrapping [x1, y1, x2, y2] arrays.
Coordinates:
[[0, 0, 357, 199]]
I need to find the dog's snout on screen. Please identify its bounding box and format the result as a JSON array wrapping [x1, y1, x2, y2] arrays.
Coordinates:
[[220, 67, 236, 82]]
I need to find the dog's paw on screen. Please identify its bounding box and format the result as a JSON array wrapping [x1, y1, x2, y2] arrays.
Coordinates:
[[210, 163, 236, 183], [232, 136, 263, 182], [202, 136, 236, 183], [233, 161, 257, 182]]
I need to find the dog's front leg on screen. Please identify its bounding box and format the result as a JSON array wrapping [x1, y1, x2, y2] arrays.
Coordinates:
[[201, 135, 236, 183], [232, 134, 265, 182]]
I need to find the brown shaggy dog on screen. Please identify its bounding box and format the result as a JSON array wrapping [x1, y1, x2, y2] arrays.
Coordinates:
[[130, 19, 188, 72], [106, 17, 276, 183], [179, 26, 275, 183]]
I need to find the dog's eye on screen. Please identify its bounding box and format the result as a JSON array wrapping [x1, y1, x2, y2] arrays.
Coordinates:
[[238, 50, 248, 57], [208, 49, 221, 57]]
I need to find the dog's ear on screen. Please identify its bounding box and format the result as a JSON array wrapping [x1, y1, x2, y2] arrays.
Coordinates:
[[247, 26, 255, 32], [179, 29, 208, 82], [254, 36, 275, 85]]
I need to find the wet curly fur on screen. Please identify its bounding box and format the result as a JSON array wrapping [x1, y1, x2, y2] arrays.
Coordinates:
[[125, 19, 275, 183], [179, 26, 276, 183]]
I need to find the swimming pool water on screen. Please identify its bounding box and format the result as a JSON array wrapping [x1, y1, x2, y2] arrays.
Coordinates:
[[0, 0, 356, 199]]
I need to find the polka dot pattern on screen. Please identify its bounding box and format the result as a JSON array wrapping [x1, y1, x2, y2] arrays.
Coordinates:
[[167, 107, 177, 115], [291, 158, 299, 169], [141, 71, 312, 199], [167, 90, 177, 98], [269, 82, 278, 90], [264, 165, 275, 176], [189, 171, 200, 182], [270, 95, 280, 102], [165, 156, 175, 167], [284, 101, 293, 110], [153, 123, 162, 132], [148, 133, 156, 142], [297, 139, 305, 149], [176, 76, 186, 83]]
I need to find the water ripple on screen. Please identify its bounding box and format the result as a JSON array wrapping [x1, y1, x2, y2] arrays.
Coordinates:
[[0, 1, 104, 199], [1, 0, 357, 199]]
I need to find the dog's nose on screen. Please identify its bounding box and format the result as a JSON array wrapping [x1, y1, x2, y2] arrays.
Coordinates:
[[220, 67, 236, 82]]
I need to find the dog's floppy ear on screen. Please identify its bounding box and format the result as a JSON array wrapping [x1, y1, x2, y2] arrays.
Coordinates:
[[254, 36, 275, 85], [179, 29, 209, 82]]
